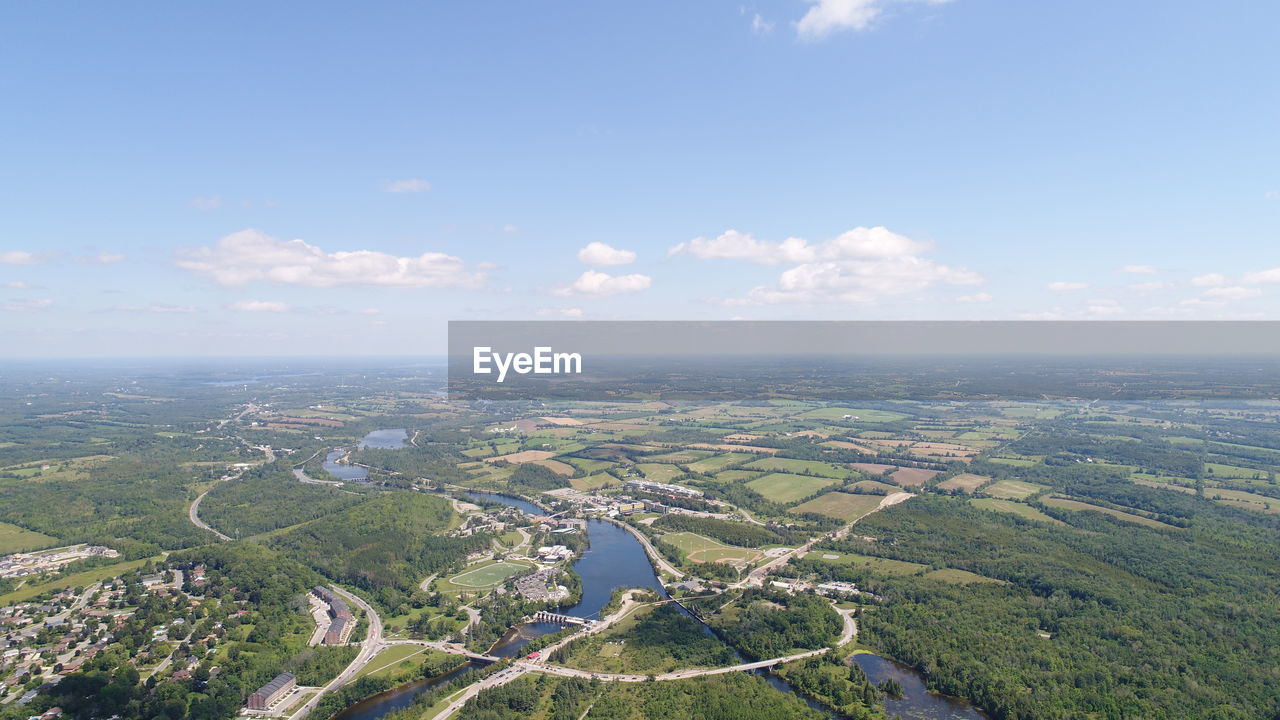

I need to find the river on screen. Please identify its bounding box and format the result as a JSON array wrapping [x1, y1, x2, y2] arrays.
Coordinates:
[[335, 490, 988, 720], [322, 429, 410, 482]]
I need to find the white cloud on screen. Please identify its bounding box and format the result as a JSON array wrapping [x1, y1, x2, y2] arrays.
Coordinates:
[[4, 281, 32, 289], [190, 195, 223, 211], [108, 303, 197, 313], [76, 252, 126, 264], [0, 251, 50, 266], [554, 270, 652, 296], [1047, 281, 1087, 291], [537, 307, 585, 318], [751, 13, 775, 34], [676, 227, 979, 306], [1201, 286, 1262, 301], [1119, 264, 1158, 274], [226, 299, 290, 313], [1190, 273, 1227, 287], [1, 298, 53, 312], [577, 242, 637, 267], [1243, 267, 1280, 284], [176, 229, 487, 289], [503, 224, 519, 233], [954, 292, 992, 303], [384, 178, 431, 194], [795, 0, 951, 40], [360, 308, 381, 315]]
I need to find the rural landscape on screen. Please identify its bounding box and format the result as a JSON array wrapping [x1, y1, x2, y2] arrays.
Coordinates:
[[0, 358, 1278, 720]]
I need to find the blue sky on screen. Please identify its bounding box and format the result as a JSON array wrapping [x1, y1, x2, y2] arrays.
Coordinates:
[[2, 1, 1278, 357]]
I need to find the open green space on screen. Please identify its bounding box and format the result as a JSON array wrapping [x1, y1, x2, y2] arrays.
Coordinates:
[[0, 521, 58, 553], [444, 559, 534, 589], [983, 479, 1047, 500], [635, 463, 685, 482], [809, 551, 926, 576], [1042, 496, 1178, 529], [659, 532, 763, 564], [746, 472, 838, 504], [970, 498, 1065, 525], [789, 492, 883, 521], [1205, 462, 1270, 480], [0, 557, 159, 605], [1204, 488, 1280, 514], [686, 452, 754, 474], [742, 456, 850, 478], [798, 407, 910, 423]]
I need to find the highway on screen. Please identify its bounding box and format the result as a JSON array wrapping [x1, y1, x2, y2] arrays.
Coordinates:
[[288, 586, 384, 720], [187, 488, 231, 541]]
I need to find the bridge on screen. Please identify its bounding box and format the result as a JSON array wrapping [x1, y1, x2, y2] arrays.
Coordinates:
[[533, 610, 594, 627]]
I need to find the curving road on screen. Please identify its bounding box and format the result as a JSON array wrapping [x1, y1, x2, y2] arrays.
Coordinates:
[[188, 488, 231, 541], [289, 586, 384, 720]]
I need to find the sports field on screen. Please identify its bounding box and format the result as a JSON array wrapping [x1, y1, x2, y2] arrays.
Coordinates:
[[445, 560, 533, 588], [660, 532, 763, 564], [789, 492, 883, 521], [747, 472, 838, 503]]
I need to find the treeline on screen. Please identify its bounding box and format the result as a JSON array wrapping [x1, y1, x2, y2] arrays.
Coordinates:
[[773, 653, 886, 720], [694, 589, 841, 661]]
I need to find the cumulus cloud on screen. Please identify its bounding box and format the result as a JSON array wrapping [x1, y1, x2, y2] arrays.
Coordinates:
[[1, 298, 53, 312], [226, 299, 290, 313], [0, 251, 51, 266], [577, 242, 637, 267], [1119, 264, 1158, 274], [190, 195, 223, 211], [1047, 281, 1088, 291], [1201, 286, 1262, 301], [554, 270, 652, 296], [751, 13, 775, 34], [675, 227, 979, 306], [384, 178, 431, 194], [4, 281, 33, 289], [176, 229, 487, 289], [795, 0, 951, 40], [1243, 267, 1280, 284], [76, 252, 126, 264], [537, 307, 586, 318], [954, 292, 992, 303], [1190, 273, 1227, 287]]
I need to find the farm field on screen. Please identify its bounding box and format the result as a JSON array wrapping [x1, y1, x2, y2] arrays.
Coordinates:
[[742, 457, 850, 478], [1042, 496, 1177, 529], [789, 492, 883, 522], [686, 453, 754, 474], [970, 498, 1065, 525], [645, 449, 714, 464], [660, 532, 764, 565], [850, 462, 898, 476], [1204, 462, 1269, 480], [798, 407, 910, 423], [983, 479, 1048, 500], [0, 522, 58, 553], [561, 456, 615, 474], [570, 474, 617, 491], [636, 463, 685, 482], [746, 473, 838, 504], [483, 449, 556, 464], [709, 469, 763, 484], [848, 479, 900, 494], [890, 467, 940, 487], [1204, 488, 1280, 514], [986, 456, 1039, 467], [531, 459, 575, 476], [936, 473, 990, 493]]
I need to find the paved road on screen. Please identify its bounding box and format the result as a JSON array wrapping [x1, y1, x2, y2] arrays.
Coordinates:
[[188, 487, 232, 541], [517, 647, 830, 682], [289, 586, 384, 720], [740, 491, 915, 588], [435, 666, 527, 719]]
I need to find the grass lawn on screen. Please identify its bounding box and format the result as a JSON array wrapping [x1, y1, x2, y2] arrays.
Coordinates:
[[983, 479, 1048, 500], [789, 492, 884, 522], [0, 521, 58, 553], [742, 457, 851, 479], [570, 474, 618, 491], [1042, 496, 1178, 529], [660, 532, 764, 563], [356, 645, 431, 680], [970, 498, 1065, 525], [1205, 462, 1269, 480], [442, 559, 533, 589], [561, 456, 616, 474], [747, 472, 838, 504], [636, 463, 685, 482], [711, 469, 764, 484]]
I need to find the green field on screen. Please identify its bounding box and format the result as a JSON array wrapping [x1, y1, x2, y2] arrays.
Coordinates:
[[747, 473, 838, 504], [1204, 488, 1280, 514], [711, 469, 764, 484], [645, 449, 715, 464], [1205, 462, 1269, 480], [660, 532, 763, 564], [444, 559, 533, 588], [984, 479, 1047, 500], [848, 479, 900, 494], [986, 456, 1039, 467], [1042, 496, 1177, 529], [561, 456, 616, 474], [686, 453, 754, 474], [936, 473, 990, 493], [810, 552, 926, 576], [636, 463, 685, 482], [0, 557, 159, 605], [0, 521, 58, 553], [970, 498, 1065, 525], [742, 457, 850, 479], [789, 492, 884, 521], [798, 407, 910, 423]]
